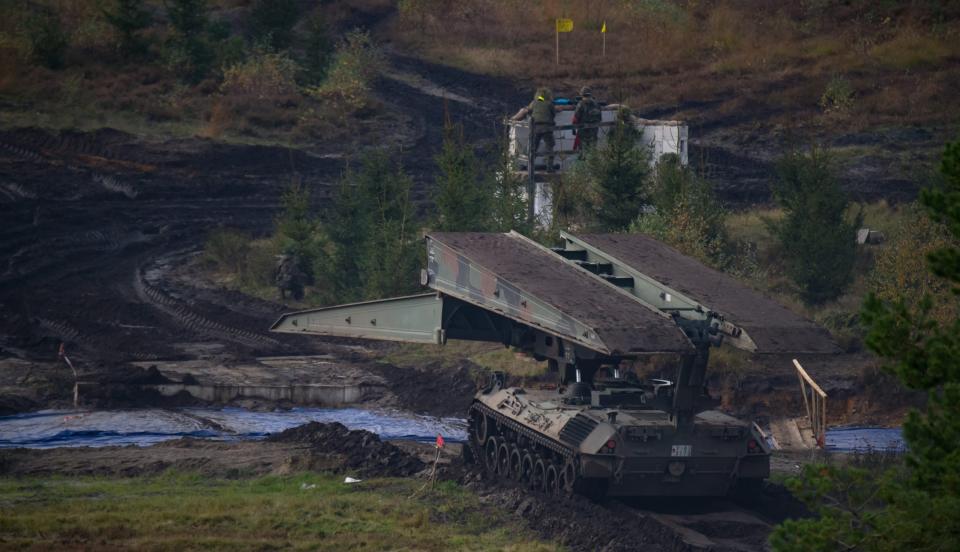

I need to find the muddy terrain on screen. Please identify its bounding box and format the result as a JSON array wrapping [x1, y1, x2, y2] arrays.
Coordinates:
[[0, 420, 805, 552], [0, 52, 528, 415]]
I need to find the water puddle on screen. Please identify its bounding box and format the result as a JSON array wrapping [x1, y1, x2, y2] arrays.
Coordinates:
[[0, 407, 467, 449]]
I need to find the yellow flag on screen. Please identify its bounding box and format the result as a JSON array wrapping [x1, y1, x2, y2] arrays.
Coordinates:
[[556, 18, 573, 33], [601, 21, 607, 33]]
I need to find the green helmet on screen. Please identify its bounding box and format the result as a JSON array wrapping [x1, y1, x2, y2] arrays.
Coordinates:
[[579, 86, 592, 97], [535, 88, 552, 102]]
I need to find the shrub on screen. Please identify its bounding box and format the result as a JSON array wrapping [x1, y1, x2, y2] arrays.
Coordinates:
[[247, 0, 299, 50], [221, 48, 299, 102], [26, 11, 68, 69], [240, 239, 280, 289], [630, 157, 728, 266], [205, 228, 250, 274], [819, 75, 854, 112], [769, 146, 861, 305], [304, 29, 383, 112], [870, 203, 958, 325], [103, 0, 150, 59]]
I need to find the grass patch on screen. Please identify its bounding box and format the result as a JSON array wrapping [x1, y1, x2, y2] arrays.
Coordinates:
[[0, 473, 557, 551], [871, 31, 956, 71], [383, 341, 548, 379]]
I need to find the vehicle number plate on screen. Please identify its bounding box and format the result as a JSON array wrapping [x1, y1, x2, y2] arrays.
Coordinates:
[[671, 445, 692, 457]]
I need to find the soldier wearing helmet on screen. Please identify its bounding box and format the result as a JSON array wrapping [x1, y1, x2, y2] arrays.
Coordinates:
[[275, 253, 305, 301], [511, 87, 557, 172], [573, 86, 602, 150]]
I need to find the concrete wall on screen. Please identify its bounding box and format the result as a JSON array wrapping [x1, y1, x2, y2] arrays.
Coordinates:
[[508, 109, 689, 172], [149, 383, 383, 406]]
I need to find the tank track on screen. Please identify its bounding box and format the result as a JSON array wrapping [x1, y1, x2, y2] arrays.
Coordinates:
[[468, 399, 598, 497], [469, 400, 573, 459]]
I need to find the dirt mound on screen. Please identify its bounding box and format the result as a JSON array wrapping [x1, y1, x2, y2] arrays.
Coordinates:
[[267, 422, 424, 477], [370, 360, 478, 417]]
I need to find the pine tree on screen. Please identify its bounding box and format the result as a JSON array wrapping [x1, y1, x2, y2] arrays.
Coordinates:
[[433, 121, 490, 231], [587, 111, 650, 231], [301, 14, 333, 85], [769, 147, 860, 305], [488, 140, 531, 234], [355, 152, 421, 299], [104, 0, 150, 58], [862, 138, 960, 495], [323, 169, 368, 303], [248, 0, 299, 50], [164, 0, 213, 81], [275, 179, 317, 284], [770, 139, 960, 551], [26, 10, 68, 69]]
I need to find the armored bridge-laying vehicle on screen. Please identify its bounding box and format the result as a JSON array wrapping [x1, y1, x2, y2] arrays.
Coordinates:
[[271, 231, 837, 498]]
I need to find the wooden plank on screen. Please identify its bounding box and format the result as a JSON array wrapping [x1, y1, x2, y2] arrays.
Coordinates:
[[793, 359, 828, 398]]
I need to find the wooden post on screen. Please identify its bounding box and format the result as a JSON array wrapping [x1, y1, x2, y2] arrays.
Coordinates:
[[793, 359, 828, 448], [59, 343, 79, 410], [429, 446, 441, 488]]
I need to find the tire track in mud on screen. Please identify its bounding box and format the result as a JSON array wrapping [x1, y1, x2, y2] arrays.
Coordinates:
[[0, 54, 520, 365], [134, 251, 285, 353]]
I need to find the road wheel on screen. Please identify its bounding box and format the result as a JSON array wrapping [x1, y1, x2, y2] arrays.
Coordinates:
[[532, 457, 546, 491], [545, 463, 560, 496], [559, 459, 576, 497], [509, 445, 523, 482], [520, 452, 535, 484], [484, 436, 499, 474], [497, 441, 511, 477], [473, 411, 489, 446]]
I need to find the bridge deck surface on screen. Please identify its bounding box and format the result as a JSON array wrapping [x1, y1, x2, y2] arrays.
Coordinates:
[[429, 232, 693, 355], [574, 233, 839, 354]]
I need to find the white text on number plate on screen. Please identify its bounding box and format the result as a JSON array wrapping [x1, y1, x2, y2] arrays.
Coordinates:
[[671, 445, 692, 457]]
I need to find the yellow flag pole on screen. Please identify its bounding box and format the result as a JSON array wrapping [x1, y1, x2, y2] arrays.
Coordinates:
[[556, 21, 560, 65], [602, 21, 606, 57]]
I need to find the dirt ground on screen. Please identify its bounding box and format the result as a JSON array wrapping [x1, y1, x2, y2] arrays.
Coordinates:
[[0, 50, 525, 417]]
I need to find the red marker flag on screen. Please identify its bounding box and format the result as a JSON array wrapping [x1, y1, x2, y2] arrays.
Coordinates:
[[435, 434, 445, 449]]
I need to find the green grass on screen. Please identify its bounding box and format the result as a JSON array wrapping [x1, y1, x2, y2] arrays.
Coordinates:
[[0, 472, 557, 551], [382, 341, 548, 379], [871, 32, 956, 70]]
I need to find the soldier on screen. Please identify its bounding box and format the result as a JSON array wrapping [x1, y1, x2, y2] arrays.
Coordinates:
[[275, 253, 305, 301], [573, 86, 602, 150], [511, 87, 556, 172]]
